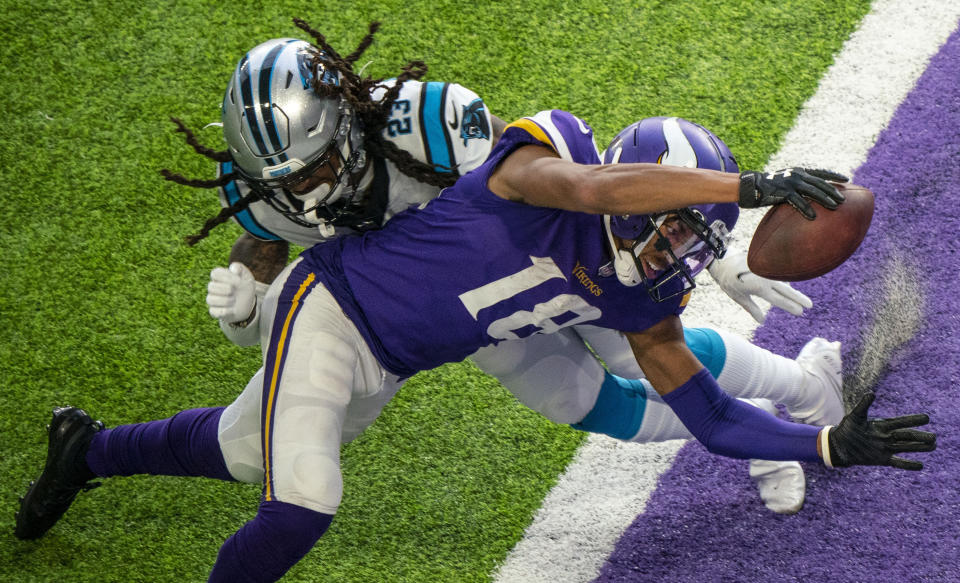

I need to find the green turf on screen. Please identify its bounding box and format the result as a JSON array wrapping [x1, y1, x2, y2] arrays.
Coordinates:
[[0, 0, 870, 581]]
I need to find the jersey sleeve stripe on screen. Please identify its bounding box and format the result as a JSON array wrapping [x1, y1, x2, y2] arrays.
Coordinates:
[[529, 110, 574, 161], [220, 161, 283, 241], [439, 85, 458, 174], [419, 82, 456, 173], [503, 118, 556, 151], [262, 267, 318, 502]]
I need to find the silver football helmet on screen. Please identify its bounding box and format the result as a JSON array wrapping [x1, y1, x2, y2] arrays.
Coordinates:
[[221, 38, 368, 226]]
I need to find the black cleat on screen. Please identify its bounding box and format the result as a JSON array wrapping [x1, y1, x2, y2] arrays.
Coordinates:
[[14, 406, 105, 540]]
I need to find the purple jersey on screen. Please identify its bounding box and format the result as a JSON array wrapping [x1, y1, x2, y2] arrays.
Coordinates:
[[303, 110, 688, 377]]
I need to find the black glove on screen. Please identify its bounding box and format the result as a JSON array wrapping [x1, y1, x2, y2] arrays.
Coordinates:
[[739, 167, 849, 220], [825, 393, 936, 470]]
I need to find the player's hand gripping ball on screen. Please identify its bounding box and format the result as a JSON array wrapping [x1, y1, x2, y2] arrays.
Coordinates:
[[747, 182, 874, 281]]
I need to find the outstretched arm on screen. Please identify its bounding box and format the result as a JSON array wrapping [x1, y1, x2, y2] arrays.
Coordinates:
[[624, 316, 821, 462], [624, 317, 935, 468], [488, 144, 846, 218], [489, 145, 741, 214]]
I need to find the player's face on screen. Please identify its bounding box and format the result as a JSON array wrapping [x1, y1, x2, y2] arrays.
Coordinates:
[[266, 147, 350, 226], [631, 215, 699, 279], [287, 148, 343, 197]]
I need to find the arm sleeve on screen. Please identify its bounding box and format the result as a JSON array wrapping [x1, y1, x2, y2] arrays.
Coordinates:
[[208, 500, 334, 583], [661, 368, 822, 462]]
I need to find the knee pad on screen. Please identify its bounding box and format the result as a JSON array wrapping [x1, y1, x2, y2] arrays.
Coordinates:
[[535, 382, 599, 425], [684, 327, 726, 378], [219, 372, 268, 483], [571, 372, 648, 440]]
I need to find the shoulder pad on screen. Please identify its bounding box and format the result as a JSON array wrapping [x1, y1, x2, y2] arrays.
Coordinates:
[[502, 110, 601, 165]]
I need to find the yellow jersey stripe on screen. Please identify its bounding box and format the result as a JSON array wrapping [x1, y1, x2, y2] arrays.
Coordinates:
[[263, 272, 316, 501], [504, 118, 555, 150]]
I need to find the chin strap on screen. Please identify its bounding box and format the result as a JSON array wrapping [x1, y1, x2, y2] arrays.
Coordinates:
[[322, 155, 389, 234], [603, 215, 642, 287], [318, 221, 336, 238]]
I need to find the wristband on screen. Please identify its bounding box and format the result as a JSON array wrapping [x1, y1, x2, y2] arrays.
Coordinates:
[[737, 171, 760, 207], [229, 299, 258, 329], [820, 426, 834, 468]]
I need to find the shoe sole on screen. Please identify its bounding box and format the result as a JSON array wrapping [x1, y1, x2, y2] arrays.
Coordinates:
[[14, 407, 102, 540]]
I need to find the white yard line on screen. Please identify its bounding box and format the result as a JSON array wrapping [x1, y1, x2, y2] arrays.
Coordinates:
[[492, 3, 960, 582]]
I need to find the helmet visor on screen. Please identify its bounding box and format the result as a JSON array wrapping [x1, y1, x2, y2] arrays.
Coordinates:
[[624, 210, 728, 301], [237, 140, 366, 226], [628, 215, 697, 277]]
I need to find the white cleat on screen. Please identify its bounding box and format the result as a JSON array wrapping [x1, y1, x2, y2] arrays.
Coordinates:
[[787, 338, 844, 426], [749, 459, 806, 515]]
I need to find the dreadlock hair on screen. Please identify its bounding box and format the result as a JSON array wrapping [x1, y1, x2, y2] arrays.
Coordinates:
[[293, 18, 459, 189], [159, 116, 266, 245], [167, 19, 459, 245]]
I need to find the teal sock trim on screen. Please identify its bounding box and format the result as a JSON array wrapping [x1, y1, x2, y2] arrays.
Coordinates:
[[683, 327, 726, 378], [571, 372, 648, 440]]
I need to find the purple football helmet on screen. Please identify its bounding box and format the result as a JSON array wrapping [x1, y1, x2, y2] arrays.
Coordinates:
[[601, 116, 740, 302]]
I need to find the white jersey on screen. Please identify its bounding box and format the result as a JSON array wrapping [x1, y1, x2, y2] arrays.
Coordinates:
[[217, 80, 495, 248]]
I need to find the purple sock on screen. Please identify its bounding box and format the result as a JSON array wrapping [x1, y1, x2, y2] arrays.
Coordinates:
[[86, 407, 234, 481], [208, 500, 333, 583]]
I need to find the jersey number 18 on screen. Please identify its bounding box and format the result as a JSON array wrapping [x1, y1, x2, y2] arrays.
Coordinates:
[[458, 256, 601, 341]]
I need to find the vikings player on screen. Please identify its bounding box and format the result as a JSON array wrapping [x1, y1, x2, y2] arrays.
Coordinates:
[[167, 24, 835, 513], [473, 117, 841, 513], [14, 109, 934, 582]]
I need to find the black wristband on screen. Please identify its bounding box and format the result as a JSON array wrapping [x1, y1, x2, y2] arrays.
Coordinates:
[[738, 171, 760, 207], [229, 300, 258, 329]]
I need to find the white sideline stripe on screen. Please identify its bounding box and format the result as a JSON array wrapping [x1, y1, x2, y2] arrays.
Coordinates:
[[492, 3, 960, 582]]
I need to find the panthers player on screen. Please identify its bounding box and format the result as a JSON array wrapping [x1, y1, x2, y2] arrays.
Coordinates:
[[163, 22, 507, 347], [14, 109, 935, 582], [165, 24, 835, 513]]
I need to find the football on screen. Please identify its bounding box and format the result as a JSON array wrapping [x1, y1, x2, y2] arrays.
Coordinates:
[[746, 183, 875, 281]]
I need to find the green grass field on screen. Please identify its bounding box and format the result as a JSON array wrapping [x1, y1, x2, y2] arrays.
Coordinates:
[[0, 1, 870, 580]]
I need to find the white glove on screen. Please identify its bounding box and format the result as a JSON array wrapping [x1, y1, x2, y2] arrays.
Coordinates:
[[206, 262, 257, 325], [707, 249, 813, 323]]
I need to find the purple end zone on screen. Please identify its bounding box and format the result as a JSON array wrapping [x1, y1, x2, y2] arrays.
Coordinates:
[[595, 29, 960, 582]]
